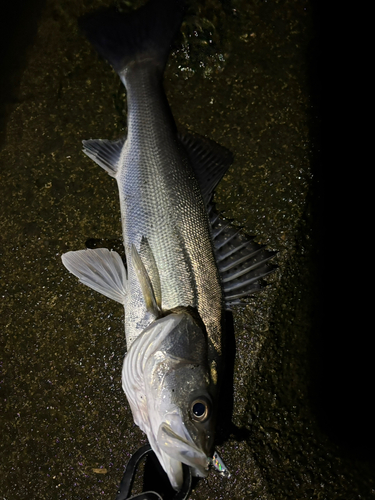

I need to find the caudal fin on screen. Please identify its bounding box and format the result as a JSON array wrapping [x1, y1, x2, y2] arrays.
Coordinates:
[[79, 0, 185, 75]]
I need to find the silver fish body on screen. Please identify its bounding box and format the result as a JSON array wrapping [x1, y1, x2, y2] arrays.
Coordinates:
[[110, 63, 223, 486], [116, 65, 223, 351], [62, 0, 275, 491]]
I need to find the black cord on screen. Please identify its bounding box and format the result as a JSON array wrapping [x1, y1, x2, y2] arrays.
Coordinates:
[[115, 444, 192, 500]]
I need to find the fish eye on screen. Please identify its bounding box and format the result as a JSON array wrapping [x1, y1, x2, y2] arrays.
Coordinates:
[[191, 397, 210, 422]]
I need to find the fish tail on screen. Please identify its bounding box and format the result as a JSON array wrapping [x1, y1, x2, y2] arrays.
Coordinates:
[[79, 0, 185, 76]]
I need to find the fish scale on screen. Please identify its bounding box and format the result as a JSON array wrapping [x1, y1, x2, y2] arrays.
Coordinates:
[[119, 66, 223, 348]]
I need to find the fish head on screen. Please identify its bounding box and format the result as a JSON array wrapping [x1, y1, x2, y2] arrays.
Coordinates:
[[145, 310, 215, 488], [123, 310, 216, 490]]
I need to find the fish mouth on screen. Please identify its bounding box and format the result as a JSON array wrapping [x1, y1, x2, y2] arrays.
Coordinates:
[[157, 421, 210, 480]]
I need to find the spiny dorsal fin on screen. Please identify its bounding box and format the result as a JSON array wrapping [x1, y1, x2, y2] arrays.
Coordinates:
[[178, 132, 233, 206], [61, 248, 127, 304], [82, 136, 126, 177], [208, 204, 277, 309]]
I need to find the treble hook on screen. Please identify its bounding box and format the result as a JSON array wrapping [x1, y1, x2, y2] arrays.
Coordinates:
[[115, 444, 192, 500]]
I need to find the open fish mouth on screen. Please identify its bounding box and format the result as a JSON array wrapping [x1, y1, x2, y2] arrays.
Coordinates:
[[157, 421, 210, 478]]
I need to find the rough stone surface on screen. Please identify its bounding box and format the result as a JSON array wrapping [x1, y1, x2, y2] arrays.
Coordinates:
[[1, 1, 373, 499]]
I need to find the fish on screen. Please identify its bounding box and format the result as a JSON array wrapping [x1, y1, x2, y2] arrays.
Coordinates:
[[61, 0, 275, 491]]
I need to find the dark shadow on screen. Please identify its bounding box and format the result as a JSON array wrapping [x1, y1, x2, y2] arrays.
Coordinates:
[[143, 452, 177, 499], [0, 0, 46, 146], [306, 0, 375, 462], [143, 452, 198, 500], [215, 310, 241, 444]]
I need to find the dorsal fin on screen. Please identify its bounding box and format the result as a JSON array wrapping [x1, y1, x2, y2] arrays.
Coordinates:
[[178, 132, 233, 206], [208, 204, 277, 309]]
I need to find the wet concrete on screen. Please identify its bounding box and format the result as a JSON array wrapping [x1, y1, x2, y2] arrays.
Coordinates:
[[0, 0, 374, 499]]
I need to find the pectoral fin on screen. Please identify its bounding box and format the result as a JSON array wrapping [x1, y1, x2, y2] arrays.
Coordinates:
[[62, 248, 127, 304], [139, 236, 162, 309], [131, 244, 161, 318]]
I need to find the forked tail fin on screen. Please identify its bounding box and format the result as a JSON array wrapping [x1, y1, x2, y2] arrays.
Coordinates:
[[79, 0, 185, 75]]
